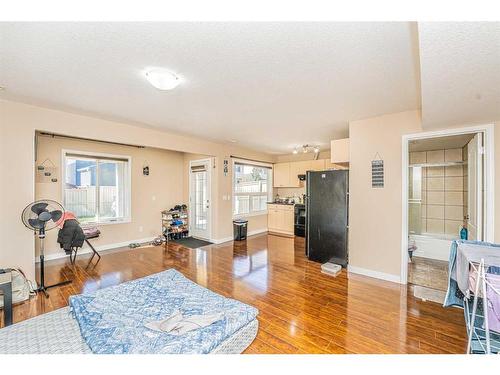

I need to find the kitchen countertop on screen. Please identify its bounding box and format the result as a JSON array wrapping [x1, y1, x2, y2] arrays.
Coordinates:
[[267, 201, 297, 206]]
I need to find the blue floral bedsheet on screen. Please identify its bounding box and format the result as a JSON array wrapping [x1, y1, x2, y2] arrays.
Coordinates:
[[69, 269, 258, 354]]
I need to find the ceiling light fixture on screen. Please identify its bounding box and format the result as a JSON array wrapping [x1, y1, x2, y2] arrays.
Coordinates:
[[293, 144, 320, 155], [144, 68, 181, 90]]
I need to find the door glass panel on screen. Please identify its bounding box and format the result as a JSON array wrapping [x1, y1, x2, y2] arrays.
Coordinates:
[[193, 171, 207, 230], [408, 166, 422, 235]]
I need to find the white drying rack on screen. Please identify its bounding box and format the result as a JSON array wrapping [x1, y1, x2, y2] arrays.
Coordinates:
[[464, 259, 500, 354]]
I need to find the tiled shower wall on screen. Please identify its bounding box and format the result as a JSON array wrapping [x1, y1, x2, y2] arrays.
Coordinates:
[[410, 148, 467, 238]]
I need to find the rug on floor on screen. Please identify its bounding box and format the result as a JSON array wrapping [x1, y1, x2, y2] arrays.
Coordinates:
[[413, 285, 446, 304], [170, 237, 213, 249]]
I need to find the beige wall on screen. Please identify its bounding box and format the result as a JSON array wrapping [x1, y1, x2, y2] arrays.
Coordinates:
[[35, 134, 185, 256], [349, 110, 500, 281], [349, 110, 423, 279], [0, 100, 272, 280]]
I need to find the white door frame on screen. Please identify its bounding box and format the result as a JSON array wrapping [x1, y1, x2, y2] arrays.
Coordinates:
[[188, 158, 213, 241], [401, 124, 495, 284]]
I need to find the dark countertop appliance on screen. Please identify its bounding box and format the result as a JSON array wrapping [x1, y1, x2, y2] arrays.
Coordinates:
[[306, 170, 349, 266], [294, 204, 306, 237]]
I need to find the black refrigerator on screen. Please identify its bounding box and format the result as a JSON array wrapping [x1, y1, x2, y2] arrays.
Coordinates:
[[305, 170, 349, 266]]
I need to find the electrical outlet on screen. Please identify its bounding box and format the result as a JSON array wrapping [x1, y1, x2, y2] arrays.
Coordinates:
[[152, 195, 156, 201], [139, 226, 143, 232]]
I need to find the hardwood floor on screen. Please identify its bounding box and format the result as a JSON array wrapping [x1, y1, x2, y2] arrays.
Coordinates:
[[1, 233, 467, 354]]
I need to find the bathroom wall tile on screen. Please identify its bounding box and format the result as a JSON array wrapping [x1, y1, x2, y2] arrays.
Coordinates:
[[445, 176, 463, 191], [421, 218, 427, 233], [445, 191, 463, 205], [421, 205, 427, 218], [445, 220, 463, 236], [427, 204, 444, 219], [445, 165, 463, 177], [421, 191, 427, 204], [426, 150, 444, 164], [427, 191, 445, 205], [427, 166, 445, 177], [427, 218, 445, 234], [410, 151, 426, 164], [427, 177, 444, 191], [445, 205, 464, 221], [445, 148, 463, 162]]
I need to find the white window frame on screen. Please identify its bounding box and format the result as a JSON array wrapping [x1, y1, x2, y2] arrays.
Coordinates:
[[61, 149, 132, 226], [232, 158, 273, 218]]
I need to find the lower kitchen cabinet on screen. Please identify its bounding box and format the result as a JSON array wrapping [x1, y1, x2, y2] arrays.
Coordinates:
[[267, 204, 294, 237]]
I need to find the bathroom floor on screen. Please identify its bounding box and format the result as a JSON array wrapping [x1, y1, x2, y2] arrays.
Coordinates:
[[408, 256, 449, 291]]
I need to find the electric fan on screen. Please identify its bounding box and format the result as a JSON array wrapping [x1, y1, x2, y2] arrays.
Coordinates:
[[21, 200, 72, 297]]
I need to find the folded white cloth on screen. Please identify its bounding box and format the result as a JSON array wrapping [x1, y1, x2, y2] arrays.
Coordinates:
[[145, 310, 224, 335]]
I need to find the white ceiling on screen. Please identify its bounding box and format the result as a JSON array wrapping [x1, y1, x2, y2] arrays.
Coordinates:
[[419, 22, 500, 128], [0, 22, 421, 154]]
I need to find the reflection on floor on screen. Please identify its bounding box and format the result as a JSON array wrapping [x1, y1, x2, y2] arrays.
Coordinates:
[[408, 256, 449, 291], [3, 234, 467, 353]]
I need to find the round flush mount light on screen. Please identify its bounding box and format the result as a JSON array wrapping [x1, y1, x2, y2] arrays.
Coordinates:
[[144, 68, 181, 90]]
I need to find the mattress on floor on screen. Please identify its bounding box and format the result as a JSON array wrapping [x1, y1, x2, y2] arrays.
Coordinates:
[[68, 268, 258, 354], [0, 307, 258, 354]]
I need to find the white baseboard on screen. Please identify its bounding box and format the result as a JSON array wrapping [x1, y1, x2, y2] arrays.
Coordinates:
[[348, 265, 402, 284], [35, 236, 157, 262], [211, 228, 268, 245]]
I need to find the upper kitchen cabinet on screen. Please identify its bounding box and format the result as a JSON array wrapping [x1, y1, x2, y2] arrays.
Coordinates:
[[331, 138, 350, 163], [288, 161, 303, 187], [309, 159, 326, 171], [273, 162, 291, 187]]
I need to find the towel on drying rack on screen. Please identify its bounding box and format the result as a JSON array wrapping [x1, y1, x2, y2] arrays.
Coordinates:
[[444, 240, 500, 307]]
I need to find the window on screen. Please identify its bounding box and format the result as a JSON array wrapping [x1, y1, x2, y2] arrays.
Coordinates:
[[233, 161, 272, 217], [63, 151, 131, 224]]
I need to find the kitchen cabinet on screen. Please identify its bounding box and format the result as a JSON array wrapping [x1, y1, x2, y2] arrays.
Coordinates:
[[288, 161, 303, 187], [267, 204, 294, 237], [273, 162, 290, 187], [309, 159, 326, 171]]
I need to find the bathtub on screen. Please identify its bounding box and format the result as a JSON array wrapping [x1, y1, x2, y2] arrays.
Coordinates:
[[409, 233, 456, 261]]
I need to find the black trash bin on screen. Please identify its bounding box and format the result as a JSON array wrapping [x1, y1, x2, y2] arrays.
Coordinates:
[[233, 219, 248, 241]]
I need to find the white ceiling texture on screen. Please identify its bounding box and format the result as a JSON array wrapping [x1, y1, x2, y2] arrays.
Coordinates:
[[0, 22, 498, 154]]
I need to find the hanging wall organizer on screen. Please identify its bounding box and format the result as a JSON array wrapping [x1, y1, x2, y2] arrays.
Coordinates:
[[371, 152, 384, 188], [36, 158, 58, 183]]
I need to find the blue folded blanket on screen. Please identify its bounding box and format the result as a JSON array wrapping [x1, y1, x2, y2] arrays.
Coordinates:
[[69, 269, 258, 354]]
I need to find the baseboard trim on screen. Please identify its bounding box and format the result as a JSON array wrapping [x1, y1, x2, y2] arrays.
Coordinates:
[[347, 265, 401, 284], [35, 236, 157, 263], [211, 228, 268, 245]]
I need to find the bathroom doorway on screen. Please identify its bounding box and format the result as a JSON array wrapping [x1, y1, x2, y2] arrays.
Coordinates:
[[402, 125, 494, 300]]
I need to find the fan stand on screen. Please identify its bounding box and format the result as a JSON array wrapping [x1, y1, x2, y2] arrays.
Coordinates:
[[37, 227, 72, 298]]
